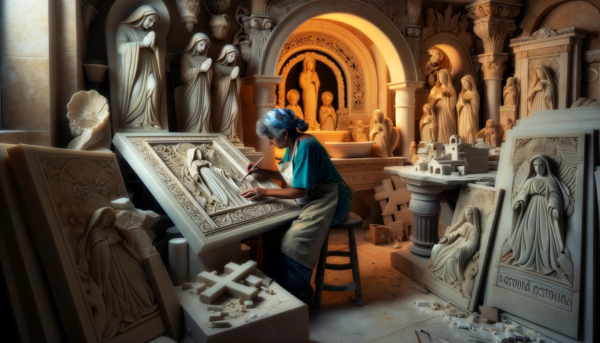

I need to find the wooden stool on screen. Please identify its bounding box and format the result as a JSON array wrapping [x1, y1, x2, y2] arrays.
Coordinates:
[[313, 212, 363, 310]]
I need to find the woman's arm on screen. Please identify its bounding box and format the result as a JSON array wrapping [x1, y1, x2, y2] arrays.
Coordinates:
[[246, 162, 284, 182], [240, 187, 308, 201]]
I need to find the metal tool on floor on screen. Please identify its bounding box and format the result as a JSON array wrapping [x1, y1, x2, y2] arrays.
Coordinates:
[[420, 329, 432, 342], [413, 330, 422, 343]]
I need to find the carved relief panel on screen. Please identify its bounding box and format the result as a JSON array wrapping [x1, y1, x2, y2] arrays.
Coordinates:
[[422, 184, 503, 311]]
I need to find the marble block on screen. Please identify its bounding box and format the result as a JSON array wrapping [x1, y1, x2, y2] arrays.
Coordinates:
[[332, 157, 406, 192], [485, 125, 590, 341], [422, 184, 503, 312], [7, 145, 181, 342], [0, 144, 65, 342], [113, 133, 301, 254], [178, 270, 308, 343]]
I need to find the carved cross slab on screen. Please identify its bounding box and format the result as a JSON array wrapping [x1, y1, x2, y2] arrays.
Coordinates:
[[197, 261, 260, 304], [374, 176, 412, 226]]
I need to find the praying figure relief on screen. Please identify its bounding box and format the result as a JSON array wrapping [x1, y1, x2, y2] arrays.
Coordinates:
[[428, 69, 457, 144], [175, 33, 212, 133], [319, 91, 336, 131], [430, 206, 480, 297], [299, 57, 320, 130], [286, 89, 304, 120], [527, 66, 555, 116], [503, 77, 520, 107], [352, 120, 368, 142], [419, 103, 437, 143], [369, 109, 400, 157], [457, 75, 480, 144], [84, 207, 159, 340], [213, 45, 242, 141], [116, 6, 164, 130], [502, 154, 574, 284]]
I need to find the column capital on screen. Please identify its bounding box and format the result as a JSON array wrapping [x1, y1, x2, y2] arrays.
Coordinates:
[[478, 53, 508, 79], [466, 0, 522, 21], [466, 0, 521, 55]]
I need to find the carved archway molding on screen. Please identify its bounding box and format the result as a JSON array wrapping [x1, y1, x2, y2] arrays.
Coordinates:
[[277, 32, 364, 111], [279, 52, 346, 110]]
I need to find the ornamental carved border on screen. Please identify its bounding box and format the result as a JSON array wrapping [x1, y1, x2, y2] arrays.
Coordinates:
[[278, 52, 346, 110], [278, 32, 365, 110]]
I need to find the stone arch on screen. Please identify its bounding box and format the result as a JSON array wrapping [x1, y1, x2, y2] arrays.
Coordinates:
[[421, 32, 476, 87], [259, 0, 418, 83], [520, 0, 600, 36]]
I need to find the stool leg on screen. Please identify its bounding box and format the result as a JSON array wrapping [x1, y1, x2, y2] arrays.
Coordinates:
[[348, 228, 363, 306], [313, 233, 330, 310]]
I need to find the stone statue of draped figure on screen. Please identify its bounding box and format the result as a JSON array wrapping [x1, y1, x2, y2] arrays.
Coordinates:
[[456, 75, 480, 144], [503, 77, 520, 107], [369, 109, 399, 157], [175, 33, 212, 133], [79, 207, 158, 340], [299, 57, 320, 130], [430, 206, 480, 294], [419, 103, 437, 143], [527, 67, 555, 116], [212, 45, 241, 141], [187, 148, 248, 207], [428, 69, 457, 144], [116, 5, 164, 130], [502, 154, 574, 284]]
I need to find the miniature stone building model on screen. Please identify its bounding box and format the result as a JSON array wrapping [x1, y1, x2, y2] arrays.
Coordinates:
[[424, 136, 489, 176]]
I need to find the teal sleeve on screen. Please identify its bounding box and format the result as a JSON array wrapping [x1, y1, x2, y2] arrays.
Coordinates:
[[291, 142, 317, 190], [282, 147, 289, 162]]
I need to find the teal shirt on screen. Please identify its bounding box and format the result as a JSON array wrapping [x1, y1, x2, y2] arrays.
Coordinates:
[[283, 136, 350, 225]]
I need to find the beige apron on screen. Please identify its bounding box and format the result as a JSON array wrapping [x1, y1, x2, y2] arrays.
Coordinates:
[[266, 138, 353, 269]]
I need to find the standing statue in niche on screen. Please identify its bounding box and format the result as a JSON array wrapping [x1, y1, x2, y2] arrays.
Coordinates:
[[369, 109, 400, 158], [428, 69, 457, 144], [430, 206, 480, 295], [419, 103, 437, 143], [352, 120, 368, 142], [319, 92, 336, 131], [299, 57, 320, 130], [116, 5, 164, 130], [502, 154, 574, 283], [175, 33, 212, 133], [286, 89, 304, 120], [213, 45, 242, 141], [187, 147, 248, 207], [457, 75, 480, 144], [82, 207, 158, 340], [503, 77, 520, 107], [527, 66, 555, 115]]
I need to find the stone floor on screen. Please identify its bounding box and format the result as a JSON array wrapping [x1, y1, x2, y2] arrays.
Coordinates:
[[306, 229, 559, 343]]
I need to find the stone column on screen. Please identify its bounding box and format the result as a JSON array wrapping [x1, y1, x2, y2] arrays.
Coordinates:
[[388, 81, 425, 159], [467, 0, 521, 124], [244, 75, 282, 169], [405, 0, 423, 80]]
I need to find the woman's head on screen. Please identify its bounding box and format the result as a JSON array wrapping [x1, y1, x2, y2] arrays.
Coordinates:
[[303, 57, 316, 72], [123, 5, 161, 29], [464, 206, 475, 223], [423, 103, 434, 116], [532, 157, 547, 176], [217, 45, 239, 65], [183, 32, 210, 55], [256, 108, 308, 148]]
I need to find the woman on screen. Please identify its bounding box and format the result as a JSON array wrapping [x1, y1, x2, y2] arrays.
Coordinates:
[[116, 5, 164, 130], [175, 32, 212, 133], [527, 67, 555, 116], [506, 154, 573, 281], [419, 103, 437, 143], [241, 108, 353, 303], [428, 69, 457, 144], [430, 206, 480, 289], [213, 45, 242, 141], [299, 57, 320, 129], [456, 75, 480, 144]]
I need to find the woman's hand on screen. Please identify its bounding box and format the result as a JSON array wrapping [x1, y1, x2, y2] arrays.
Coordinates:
[[439, 236, 449, 244], [246, 162, 262, 175], [240, 187, 266, 201]]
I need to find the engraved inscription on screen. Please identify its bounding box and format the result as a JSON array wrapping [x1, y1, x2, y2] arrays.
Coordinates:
[[498, 269, 573, 311]]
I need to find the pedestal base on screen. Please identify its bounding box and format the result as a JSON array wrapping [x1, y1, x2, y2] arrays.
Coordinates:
[[178, 270, 308, 343], [390, 245, 429, 284], [407, 241, 435, 257]]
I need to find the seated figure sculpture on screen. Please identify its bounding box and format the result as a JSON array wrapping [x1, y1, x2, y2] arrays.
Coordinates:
[[286, 89, 304, 120]]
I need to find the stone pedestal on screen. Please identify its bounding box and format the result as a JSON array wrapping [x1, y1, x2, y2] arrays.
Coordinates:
[[390, 245, 429, 284]]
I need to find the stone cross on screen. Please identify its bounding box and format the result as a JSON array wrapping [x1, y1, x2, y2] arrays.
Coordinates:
[[197, 261, 260, 304]]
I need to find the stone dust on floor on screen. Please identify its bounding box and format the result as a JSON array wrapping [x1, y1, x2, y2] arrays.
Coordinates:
[[307, 229, 560, 343]]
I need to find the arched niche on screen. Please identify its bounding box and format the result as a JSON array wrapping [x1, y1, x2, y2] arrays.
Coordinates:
[[519, 0, 600, 36], [275, 20, 379, 120], [421, 32, 476, 89], [260, 0, 418, 83], [105, 0, 171, 133]]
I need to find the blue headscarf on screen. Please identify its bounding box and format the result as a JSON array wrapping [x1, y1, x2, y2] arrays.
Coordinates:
[[257, 108, 308, 138]]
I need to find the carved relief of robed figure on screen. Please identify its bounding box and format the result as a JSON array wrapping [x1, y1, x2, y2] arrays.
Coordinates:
[[419, 103, 437, 143], [502, 154, 574, 284], [457, 75, 480, 144], [116, 5, 164, 130], [175, 33, 212, 133], [527, 67, 555, 116], [430, 206, 480, 296], [213, 45, 242, 141], [299, 57, 320, 130], [428, 69, 457, 144]]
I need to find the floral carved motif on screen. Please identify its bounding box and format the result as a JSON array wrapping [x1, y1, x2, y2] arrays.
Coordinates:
[[473, 17, 516, 54], [278, 33, 364, 110], [510, 28, 578, 44], [466, 2, 521, 20]]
